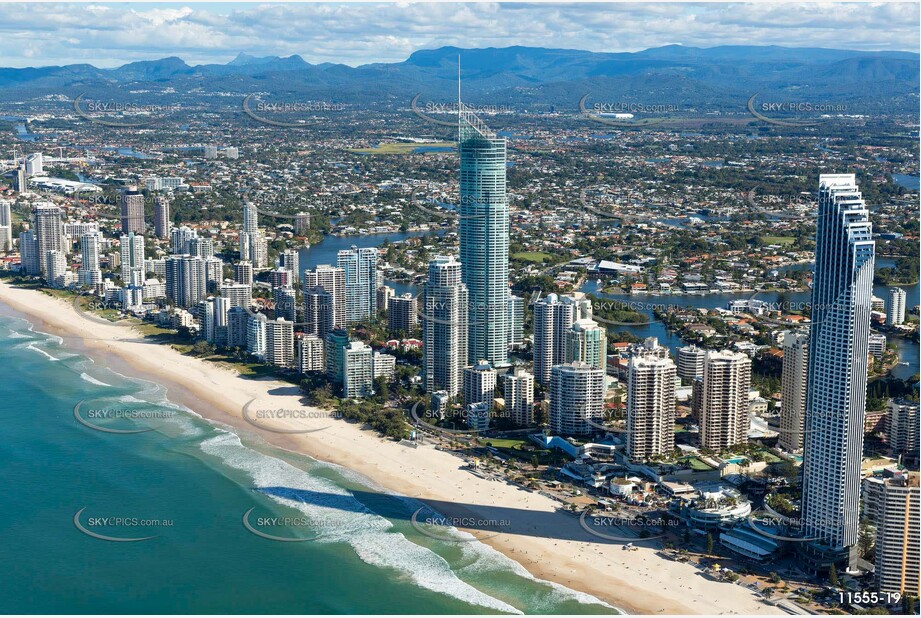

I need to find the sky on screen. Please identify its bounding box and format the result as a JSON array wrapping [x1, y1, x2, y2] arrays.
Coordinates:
[[0, 2, 917, 69]]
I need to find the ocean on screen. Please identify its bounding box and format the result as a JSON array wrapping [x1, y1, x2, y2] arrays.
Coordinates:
[[0, 312, 616, 615]]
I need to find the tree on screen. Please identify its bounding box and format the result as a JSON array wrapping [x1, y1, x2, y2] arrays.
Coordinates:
[[902, 595, 917, 615], [190, 340, 215, 357], [828, 563, 839, 587], [706, 532, 714, 556]]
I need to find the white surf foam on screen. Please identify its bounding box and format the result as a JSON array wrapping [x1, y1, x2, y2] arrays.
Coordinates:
[[80, 372, 112, 387], [199, 431, 520, 614]]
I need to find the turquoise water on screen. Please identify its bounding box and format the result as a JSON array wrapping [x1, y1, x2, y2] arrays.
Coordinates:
[[0, 312, 616, 614]]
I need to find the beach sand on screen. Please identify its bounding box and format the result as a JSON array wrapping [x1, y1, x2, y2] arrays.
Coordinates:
[[0, 281, 781, 615]]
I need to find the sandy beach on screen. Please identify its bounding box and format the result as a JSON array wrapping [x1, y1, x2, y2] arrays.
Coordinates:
[[0, 280, 780, 615]]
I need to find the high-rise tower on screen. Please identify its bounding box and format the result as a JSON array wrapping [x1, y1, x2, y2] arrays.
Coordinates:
[[458, 99, 510, 366], [801, 174, 875, 569]]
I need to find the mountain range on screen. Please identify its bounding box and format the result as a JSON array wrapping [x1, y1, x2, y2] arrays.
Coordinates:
[[0, 45, 916, 113]]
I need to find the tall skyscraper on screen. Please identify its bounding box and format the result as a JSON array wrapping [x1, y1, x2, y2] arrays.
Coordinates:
[[699, 350, 751, 451], [154, 196, 171, 239], [120, 188, 145, 234], [297, 334, 325, 373], [422, 255, 468, 397], [234, 261, 254, 287], [532, 294, 577, 385], [801, 174, 875, 568], [0, 201, 12, 252], [504, 369, 534, 426], [120, 233, 145, 285], [626, 355, 677, 462], [165, 255, 207, 308], [220, 282, 252, 309], [863, 472, 920, 596], [676, 345, 706, 385], [549, 362, 605, 436], [18, 230, 40, 276], [304, 265, 345, 330], [337, 246, 379, 324], [566, 299, 607, 374], [278, 250, 300, 284], [303, 285, 334, 340], [343, 341, 374, 398], [388, 293, 417, 334], [239, 202, 267, 268], [458, 103, 510, 366], [887, 287, 906, 326], [325, 329, 350, 386], [78, 233, 102, 287], [273, 286, 297, 322], [170, 226, 197, 254], [779, 332, 809, 452], [507, 295, 524, 347], [265, 318, 294, 367], [886, 399, 919, 463], [32, 204, 63, 277]]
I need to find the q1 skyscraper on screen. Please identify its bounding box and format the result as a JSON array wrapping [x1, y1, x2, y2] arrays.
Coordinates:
[[458, 101, 510, 367], [800, 174, 875, 572]]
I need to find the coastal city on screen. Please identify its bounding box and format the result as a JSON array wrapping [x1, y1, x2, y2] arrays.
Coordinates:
[[0, 3, 918, 617]]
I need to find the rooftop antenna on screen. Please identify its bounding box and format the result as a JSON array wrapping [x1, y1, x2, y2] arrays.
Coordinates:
[[457, 54, 461, 114]]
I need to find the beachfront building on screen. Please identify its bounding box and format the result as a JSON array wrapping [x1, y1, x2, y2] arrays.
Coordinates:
[[887, 287, 906, 326], [800, 174, 875, 571], [699, 350, 751, 451], [265, 318, 294, 367], [78, 232, 102, 287], [32, 203, 64, 278], [247, 313, 267, 360], [504, 369, 534, 426], [338, 246, 379, 324], [463, 360, 496, 409], [372, 351, 396, 380], [0, 201, 12, 252], [677, 345, 706, 385], [304, 265, 345, 330], [779, 331, 809, 452], [532, 293, 577, 384], [459, 104, 510, 367], [343, 341, 374, 398], [119, 232, 145, 285], [165, 255, 207, 308], [422, 255, 468, 397], [626, 355, 677, 462], [19, 230, 40, 276], [227, 306, 249, 349], [549, 362, 605, 436], [296, 334, 325, 373], [325, 329, 349, 386]]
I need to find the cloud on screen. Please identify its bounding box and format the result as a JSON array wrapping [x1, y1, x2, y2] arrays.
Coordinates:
[[0, 2, 916, 69]]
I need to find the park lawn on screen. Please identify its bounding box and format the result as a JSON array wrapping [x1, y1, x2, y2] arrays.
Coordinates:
[[760, 236, 796, 246], [512, 251, 554, 263], [348, 142, 454, 155]]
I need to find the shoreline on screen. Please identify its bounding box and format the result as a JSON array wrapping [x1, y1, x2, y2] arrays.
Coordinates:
[[0, 281, 780, 616]]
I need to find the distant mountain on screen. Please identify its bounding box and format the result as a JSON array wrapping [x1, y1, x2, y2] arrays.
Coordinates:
[[0, 44, 915, 114]]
